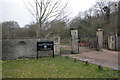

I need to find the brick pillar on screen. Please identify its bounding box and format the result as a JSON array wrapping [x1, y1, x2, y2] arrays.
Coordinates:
[[96, 28, 103, 51], [70, 28, 79, 54]]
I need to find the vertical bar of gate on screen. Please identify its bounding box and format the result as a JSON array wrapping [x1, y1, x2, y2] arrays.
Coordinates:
[[53, 41, 54, 58], [36, 42, 38, 59], [37, 51, 38, 59]]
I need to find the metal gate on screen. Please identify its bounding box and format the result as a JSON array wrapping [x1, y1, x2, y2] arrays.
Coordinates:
[[78, 36, 98, 52], [60, 38, 72, 54]]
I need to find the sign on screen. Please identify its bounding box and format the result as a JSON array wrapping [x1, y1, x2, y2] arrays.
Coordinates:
[[37, 42, 54, 51], [36, 41, 54, 59]]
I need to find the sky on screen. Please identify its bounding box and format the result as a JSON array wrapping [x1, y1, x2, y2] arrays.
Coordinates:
[[0, 0, 118, 27]]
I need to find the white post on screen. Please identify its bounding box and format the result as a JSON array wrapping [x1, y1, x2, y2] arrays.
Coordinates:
[[70, 28, 79, 54], [96, 28, 103, 51], [115, 34, 118, 50], [54, 37, 60, 55], [108, 34, 115, 50]]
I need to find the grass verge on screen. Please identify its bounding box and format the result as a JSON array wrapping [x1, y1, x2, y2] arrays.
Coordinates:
[[2, 56, 120, 78]]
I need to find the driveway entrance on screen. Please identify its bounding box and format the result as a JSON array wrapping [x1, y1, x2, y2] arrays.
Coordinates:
[[62, 49, 119, 70]]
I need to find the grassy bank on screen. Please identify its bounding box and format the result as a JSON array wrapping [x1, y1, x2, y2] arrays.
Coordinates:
[[0, 60, 2, 79], [2, 56, 120, 78]]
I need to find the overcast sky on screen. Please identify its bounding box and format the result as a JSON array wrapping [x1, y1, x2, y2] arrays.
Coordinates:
[[0, 0, 118, 27]]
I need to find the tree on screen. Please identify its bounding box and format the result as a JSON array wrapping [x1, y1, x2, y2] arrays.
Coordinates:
[[46, 20, 67, 37], [24, 0, 69, 37], [117, 1, 120, 36], [103, 6, 110, 23], [24, 23, 46, 37], [93, 0, 118, 24], [0, 23, 2, 40], [2, 21, 20, 38]]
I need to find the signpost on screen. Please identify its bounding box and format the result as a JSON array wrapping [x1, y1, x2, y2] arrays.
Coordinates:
[[37, 41, 54, 59]]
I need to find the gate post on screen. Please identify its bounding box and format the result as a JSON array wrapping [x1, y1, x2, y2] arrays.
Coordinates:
[[70, 28, 79, 54], [108, 34, 115, 50], [54, 36, 60, 55], [96, 28, 103, 51]]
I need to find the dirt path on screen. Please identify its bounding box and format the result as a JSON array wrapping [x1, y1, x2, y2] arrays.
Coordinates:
[[61, 47, 120, 70]]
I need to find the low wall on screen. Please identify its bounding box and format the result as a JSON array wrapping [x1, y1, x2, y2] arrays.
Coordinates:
[[2, 37, 60, 60]]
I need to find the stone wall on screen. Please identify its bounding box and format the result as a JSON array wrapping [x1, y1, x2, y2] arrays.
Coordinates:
[[2, 37, 60, 60]]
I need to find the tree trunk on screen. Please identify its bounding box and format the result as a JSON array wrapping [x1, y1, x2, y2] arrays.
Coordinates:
[[36, 21, 42, 38]]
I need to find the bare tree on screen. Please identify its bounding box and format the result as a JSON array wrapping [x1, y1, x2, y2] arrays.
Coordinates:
[[24, 0, 69, 37], [93, 0, 118, 23]]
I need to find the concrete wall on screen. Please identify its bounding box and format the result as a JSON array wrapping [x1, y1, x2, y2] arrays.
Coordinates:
[[2, 37, 60, 60]]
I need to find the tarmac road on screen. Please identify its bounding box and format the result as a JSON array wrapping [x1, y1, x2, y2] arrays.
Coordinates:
[[61, 46, 119, 70]]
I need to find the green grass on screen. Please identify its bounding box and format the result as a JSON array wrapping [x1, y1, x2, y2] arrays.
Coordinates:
[[2, 56, 120, 78], [111, 49, 120, 51], [0, 60, 2, 79]]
